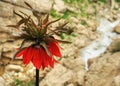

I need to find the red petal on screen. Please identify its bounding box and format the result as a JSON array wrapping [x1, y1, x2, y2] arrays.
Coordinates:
[[23, 46, 34, 64], [48, 41, 62, 57], [16, 48, 27, 57], [41, 49, 49, 70], [38, 48, 54, 70], [47, 56, 54, 68], [23, 47, 29, 64], [42, 65, 45, 70], [43, 52, 49, 68], [32, 48, 42, 70], [16, 48, 19, 50]]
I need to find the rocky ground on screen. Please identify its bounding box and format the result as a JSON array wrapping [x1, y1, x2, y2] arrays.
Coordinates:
[[0, 0, 120, 86]]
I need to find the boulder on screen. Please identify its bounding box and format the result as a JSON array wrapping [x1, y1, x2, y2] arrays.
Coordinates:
[[84, 52, 120, 86], [0, 1, 13, 17], [40, 64, 74, 86], [114, 24, 120, 34], [40, 56, 86, 86], [6, 0, 53, 13], [53, 0, 67, 12], [112, 75, 120, 86], [0, 77, 5, 86], [108, 38, 120, 52]]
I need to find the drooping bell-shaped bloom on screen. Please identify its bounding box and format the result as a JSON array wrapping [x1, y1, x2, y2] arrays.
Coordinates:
[[16, 39, 61, 70]]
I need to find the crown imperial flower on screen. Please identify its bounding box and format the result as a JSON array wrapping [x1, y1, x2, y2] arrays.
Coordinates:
[[8, 2, 71, 70], [16, 39, 61, 70]]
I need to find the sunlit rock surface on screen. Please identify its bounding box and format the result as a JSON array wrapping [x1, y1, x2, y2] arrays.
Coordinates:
[[84, 52, 120, 86], [114, 24, 120, 34], [0, 77, 5, 86]]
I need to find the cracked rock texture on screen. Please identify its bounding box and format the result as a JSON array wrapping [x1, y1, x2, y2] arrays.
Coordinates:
[[84, 52, 120, 86]]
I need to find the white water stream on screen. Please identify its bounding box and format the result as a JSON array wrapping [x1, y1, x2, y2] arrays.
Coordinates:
[[80, 19, 120, 70]]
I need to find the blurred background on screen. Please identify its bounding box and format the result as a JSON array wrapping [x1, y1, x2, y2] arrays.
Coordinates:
[[0, 0, 120, 86]]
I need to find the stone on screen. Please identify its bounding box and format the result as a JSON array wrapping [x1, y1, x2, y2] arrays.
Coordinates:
[[40, 64, 74, 86], [40, 55, 86, 86], [112, 75, 120, 86], [114, 24, 120, 34], [5, 64, 23, 72], [16, 72, 29, 81], [0, 17, 12, 31], [0, 77, 5, 86], [6, 0, 53, 13], [67, 83, 75, 86], [84, 52, 120, 86], [53, 0, 67, 12], [70, 17, 79, 24], [88, 58, 97, 68], [86, 20, 98, 31], [0, 65, 5, 76], [75, 70, 86, 85], [0, 1, 13, 17], [0, 32, 9, 43], [13, 6, 32, 17], [62, 58, 85, 72], [108, 38, 120, 52], [86, 5, 95, 15]]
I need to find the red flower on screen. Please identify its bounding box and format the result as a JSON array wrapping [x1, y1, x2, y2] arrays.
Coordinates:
[[8, 6, 71, 71], [16, 40, 62, 70]]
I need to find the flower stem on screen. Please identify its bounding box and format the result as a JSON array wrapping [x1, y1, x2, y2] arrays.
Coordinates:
[[36, 69, 39, 86]]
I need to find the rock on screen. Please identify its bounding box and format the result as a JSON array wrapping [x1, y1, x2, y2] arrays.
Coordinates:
[[16, 72, 29, 81], [40, 64, 74, 86], [0, 1, 13, 17], [61, 44, 78, 57], [84, 52, 120, 86], [0, 17, 12, 31], [114, 24, 120, 34], [0, 77, 5, 86], [108, 38, 120, 52], [53, 0, 67, 12], [40, 56, 86, 86], [5, 64, 23, 72], [73, 36, 89, 48], [112, 75, 120, 86], [67, 83, 75, 86], [86, 5, 95, 15], [0, 65, 5, 76], [75, 70, 86, 85], [5, 0, 53, 13], [88, 58, 97, 68], [86, 20, 98, 31], [75, 26, 99, 41], [62, 58, 85, 72], [13, 6, 32, 17], [0, 32, 9, 43], [70, 17, 79, 24]]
